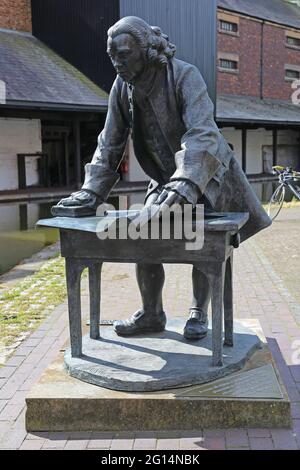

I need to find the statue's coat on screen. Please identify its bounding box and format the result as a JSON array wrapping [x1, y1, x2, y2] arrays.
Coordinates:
[[82, 58, 271, 241]]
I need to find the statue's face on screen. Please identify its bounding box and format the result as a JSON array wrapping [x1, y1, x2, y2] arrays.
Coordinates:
[[107, 33, 146, 82]]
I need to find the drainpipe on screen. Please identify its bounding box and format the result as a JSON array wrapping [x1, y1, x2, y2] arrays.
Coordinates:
[[260, 20, 265, 100]]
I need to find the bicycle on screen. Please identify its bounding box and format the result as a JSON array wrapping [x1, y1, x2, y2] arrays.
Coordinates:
[[268, 166, 300, 220]]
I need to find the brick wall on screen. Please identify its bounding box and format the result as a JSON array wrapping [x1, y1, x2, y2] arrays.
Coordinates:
[[217, 9, 300, 101], [0, 0, 32, 32], [263, 23, 300, 100], [217, 15, 262, 97]]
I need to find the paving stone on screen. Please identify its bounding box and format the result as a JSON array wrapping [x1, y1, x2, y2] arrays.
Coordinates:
[[249, 437, 275, 450], [0, 421, 11, 441], [41, 447, 64, 451], [286, 386, 300, 402], [133, 438, 157, 450], [20, 439, 44, 450], [292, 420, 300, 448], [290, 366, 300, 383], [226, 429, 249, 449], [5, 356, 26, 367], [247, 428, 271, 438], [203, 437, 226, 450], [12, 409, 26, 430], [22, 338, 42, 348], [0, 429, 26, 449], [64, 439, 89, 450], [0, 378, 7, 389], [9, 391, 27, 405], [271, 429, 298, 450], [29, 331, 47, 339], [180, 437, 204, 450], [291, 402, 300, 419], [156, 439, 180, 450], [26, 432, 49, 440], [203, 429, 225, 438], [0, 400, 7, 413], [88, 438, 113, 450], [42, 436, 68, 449], [0, 403, 24, 421], [109, 439, 134, 450], [14, 344, 33, 357], [0, 367, 16, 379]]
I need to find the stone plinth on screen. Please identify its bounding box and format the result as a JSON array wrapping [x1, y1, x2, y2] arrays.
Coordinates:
[[25, 319, 291, 431]]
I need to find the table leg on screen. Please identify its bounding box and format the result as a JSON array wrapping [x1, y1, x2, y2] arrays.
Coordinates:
[[207, 262, 226, 367], [89, 263, 102, 339], [224, 254, 234, 347], [65, 258, 84, 358]]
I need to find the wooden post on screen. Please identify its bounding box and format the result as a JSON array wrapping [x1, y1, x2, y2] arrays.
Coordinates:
[[273, 129, 278, 167], [64, 131, 70, 186], [242, 128, 247, 174], [17, 154, 26, 189], [73, 119, 81, 189]]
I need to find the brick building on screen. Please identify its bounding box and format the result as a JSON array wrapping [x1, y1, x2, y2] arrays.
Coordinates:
[[217, 2, 300, 101], [217, 0, 300, 201], [0, 0, 32, 33]]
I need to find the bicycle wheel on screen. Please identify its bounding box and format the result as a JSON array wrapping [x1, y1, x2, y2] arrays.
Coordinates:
[[289, 182, 300, 201], [268, 184, 285, 220]]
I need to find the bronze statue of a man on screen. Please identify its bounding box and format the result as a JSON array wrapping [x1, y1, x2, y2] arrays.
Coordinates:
[[53, 16, 271, 339]]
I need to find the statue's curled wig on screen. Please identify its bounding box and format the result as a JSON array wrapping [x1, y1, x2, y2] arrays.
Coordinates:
[[107, 16, 176, 68]]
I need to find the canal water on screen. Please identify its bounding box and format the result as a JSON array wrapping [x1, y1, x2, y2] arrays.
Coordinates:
[[0, 181, 290, 276]]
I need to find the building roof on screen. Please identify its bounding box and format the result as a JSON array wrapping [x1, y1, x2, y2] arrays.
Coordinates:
[[218, 0, 300, 30], [0, 28, 108, 112], [217, 94, 300, 125]]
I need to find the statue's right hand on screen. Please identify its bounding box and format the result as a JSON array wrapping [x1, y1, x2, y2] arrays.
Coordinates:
[[57, 190, 97, 207], [51, 189, 104, 217]]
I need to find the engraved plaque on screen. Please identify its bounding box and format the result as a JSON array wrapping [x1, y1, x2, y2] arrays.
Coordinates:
[[178, 364, 284, 399]]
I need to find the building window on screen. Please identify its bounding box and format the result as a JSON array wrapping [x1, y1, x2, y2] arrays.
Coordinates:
[[285, 69, 300, 80], [219, 58, 238, 71], [219, 20, 238, 33], [286, 36, 300, 47]]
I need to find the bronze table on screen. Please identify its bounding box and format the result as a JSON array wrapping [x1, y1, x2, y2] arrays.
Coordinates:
[[37, 211, 248, 367]]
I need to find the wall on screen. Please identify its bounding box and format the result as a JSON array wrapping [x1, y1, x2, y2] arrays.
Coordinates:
[[31, 0, 119, 93], [0, 118, 42, 191], [120, 0, 217, 105], [221, 127, 299, 174], [217, 13, 262, 97], [0, 0, 32, 32], [217, 9, 300, 101], [263, 23, 300, 100]]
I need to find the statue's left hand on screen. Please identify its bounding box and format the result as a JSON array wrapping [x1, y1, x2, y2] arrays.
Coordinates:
[[155, 180, 198, 214], [155, 187, 187, 213], [133, 181, 198, 230]]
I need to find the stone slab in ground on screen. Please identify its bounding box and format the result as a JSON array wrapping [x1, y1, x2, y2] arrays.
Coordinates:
[[26, 319, 291, 431]]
